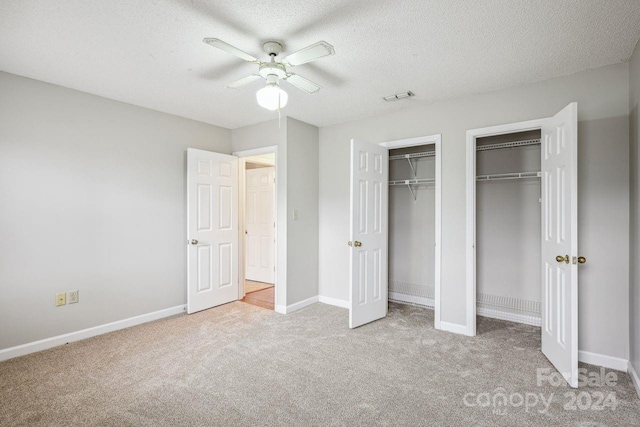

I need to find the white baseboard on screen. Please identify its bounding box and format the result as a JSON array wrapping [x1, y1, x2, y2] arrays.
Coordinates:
[[477, 307, 541, 327], [0, 305, 186, 362], [439, 321, 473, 336], [318, 295, 349, 309], [628, 361, 640, 398], [275, 295, 319, 314], [389, 292, 434, 308], [577, 350, 628, 371]]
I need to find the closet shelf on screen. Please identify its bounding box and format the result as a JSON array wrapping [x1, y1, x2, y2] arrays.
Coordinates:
[[476, 171, 541, 181], [390, 151, 435, 178], [389, 151, 435, 161], [476, 138, 540, 152], [389, 178, 435, 201]]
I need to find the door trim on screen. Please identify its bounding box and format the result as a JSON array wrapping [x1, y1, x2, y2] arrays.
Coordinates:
[[233, 146, 280, 311], [379, 134, 442, 330], [465, 118, 548, 336]]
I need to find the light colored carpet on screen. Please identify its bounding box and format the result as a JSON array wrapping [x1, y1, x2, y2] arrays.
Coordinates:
[[1, 302, 639, 426], [245, 280, 274, 294]]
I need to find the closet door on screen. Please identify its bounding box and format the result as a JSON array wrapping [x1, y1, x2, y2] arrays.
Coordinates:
[[541, 103, 579, 388], [349, 139, 389, 328]]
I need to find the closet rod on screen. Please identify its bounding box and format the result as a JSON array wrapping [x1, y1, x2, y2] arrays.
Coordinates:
[[389, 178, 435, 186], [476, 171, 541, 181], [389, 178, 435, 201], [476, 138, 540, 152]]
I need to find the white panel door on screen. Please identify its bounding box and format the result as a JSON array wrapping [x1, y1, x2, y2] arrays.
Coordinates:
[[187, 148, 239, 314], [541, 103, 579, 388], [245, 167, 275, 284], [349, 139, 389, 328]]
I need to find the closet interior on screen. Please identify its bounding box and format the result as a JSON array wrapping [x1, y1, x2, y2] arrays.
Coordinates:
[[476, 129, 542, 326], [388, 144, 436, 308]]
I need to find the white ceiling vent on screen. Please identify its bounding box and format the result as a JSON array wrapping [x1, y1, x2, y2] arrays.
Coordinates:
[[383, 91, 415, 102]]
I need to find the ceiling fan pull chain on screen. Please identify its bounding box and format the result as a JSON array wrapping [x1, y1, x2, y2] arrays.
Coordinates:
[[278, 92, 282, 128]]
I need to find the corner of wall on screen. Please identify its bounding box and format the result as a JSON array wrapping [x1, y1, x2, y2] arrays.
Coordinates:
[[629, 37, 640, 374], [284, 117, 320, 306]]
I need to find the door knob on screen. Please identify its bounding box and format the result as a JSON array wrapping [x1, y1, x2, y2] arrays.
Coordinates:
[[556, 255, 569, 264], [347, 241, 353, 247], [191, 239, 198, 245], [354, 241, 362, 247], [578, 256, 586, 264]]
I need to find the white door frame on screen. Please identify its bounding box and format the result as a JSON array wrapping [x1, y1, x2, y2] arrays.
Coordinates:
[[233, 146, 279, 309], [465, 118, 547, 336], [379, 134, 442, 330]]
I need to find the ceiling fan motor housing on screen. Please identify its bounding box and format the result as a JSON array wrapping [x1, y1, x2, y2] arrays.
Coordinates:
[[259, 62, 287, 80]]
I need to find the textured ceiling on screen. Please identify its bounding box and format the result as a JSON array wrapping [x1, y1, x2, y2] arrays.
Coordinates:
[[1, 1, 640, 129]]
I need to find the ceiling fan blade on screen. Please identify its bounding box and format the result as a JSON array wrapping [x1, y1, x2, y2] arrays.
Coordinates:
[[203, 38, 259, 63], [282, 41, 335, 67], [285, 74, 322, 94], [226, 74, 262, 89]]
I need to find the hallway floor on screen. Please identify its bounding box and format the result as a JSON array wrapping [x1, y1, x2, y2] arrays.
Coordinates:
[[241, 285, 274, 310]]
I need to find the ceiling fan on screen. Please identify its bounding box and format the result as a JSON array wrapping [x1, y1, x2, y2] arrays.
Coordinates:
[[203, 38, 335, 110]]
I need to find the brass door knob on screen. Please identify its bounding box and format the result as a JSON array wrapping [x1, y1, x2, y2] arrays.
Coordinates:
[[556, 255, 569, 264], [191, 239, 199, 245], [354, 241, 362, 247], [578, 256, 586, 264]]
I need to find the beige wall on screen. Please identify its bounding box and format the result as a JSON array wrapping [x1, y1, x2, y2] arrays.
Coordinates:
[[319, 63, 630, 359], [286, 118, 320, 305], [0, 71, 231, 350], [630, 41, 640, 373], [231, 117, 319, 309]]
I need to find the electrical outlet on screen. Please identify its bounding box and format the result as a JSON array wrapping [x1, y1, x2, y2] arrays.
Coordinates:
[[68, 290, 79, 304], [56, 292, 66, 307]]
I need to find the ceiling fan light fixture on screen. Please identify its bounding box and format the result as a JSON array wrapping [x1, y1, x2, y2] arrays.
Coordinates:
[[203, 37, 335, 110], [256, 82, 288, 111]]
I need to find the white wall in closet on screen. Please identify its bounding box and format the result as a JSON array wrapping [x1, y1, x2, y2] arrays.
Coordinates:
[[476, 132, 541, 323], [388, 147, 436, 305]]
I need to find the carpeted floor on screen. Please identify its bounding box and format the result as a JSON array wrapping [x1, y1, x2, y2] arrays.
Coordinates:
[[1, 302, 639, 426]]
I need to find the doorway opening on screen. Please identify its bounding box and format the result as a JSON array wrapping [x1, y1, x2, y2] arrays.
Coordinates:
[[380, 135, 441, 329], [466, 119, 547, 336], [387, 144, 438, 319], [239, 152, 276, 310], [474, 129, 542, 329]]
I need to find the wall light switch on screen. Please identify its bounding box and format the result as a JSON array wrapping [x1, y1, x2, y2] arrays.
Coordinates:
[[68, 290, 79, 304], [56, 292, 66, 307], [292, 209, 299, 220]]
